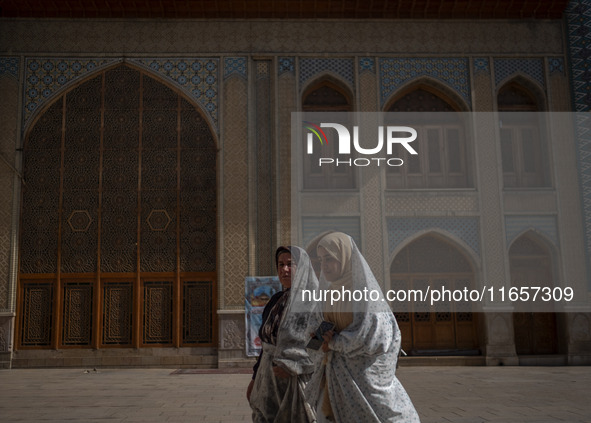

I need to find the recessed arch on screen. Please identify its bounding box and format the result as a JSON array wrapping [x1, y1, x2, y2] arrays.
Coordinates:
[[383, 80, 473, 189], [509, 231, 560, 355], [301, 75, 356, 190], [17, 63, 217, 351], [507, 228, 557, 257], [389, 232, 480, 355], [497, 77, 550, 188], [497, 75, 546, 112], [301, 74, 354, 111]]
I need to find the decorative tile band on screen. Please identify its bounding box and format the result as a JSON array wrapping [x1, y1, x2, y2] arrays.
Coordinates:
[[299, 58, 354, 90], [493, 58, 545, 88], [378, 58, 470, 108], [566, 0, 591, 288], [278, 57, 295, 76], [0, 57, 19, 78], [566, 0, 591, 112], [573, 113, 591, 285], [359, 57, 376, 74], [473, 57, 490, 74], [387, 217, 480, 257], [504, 216, 558, 248], [548, 57, 565, 75], [223, 57, 247, 80]]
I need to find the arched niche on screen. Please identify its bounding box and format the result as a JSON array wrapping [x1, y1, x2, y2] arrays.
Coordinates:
[[509, 231, 560, 355], [497, 79, 551, 188], [301, 77, 356, 190], [383, 82, 472, 189], [302, 76, 354, 112], [17, 64, 217, 350], [390, 233, 480, 355]]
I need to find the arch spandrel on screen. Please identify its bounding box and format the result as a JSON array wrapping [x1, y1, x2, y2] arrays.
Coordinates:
[[384, 77, 470, 112]]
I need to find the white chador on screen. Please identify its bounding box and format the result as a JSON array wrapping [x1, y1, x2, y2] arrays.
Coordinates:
[[306, 233, 421, 423]]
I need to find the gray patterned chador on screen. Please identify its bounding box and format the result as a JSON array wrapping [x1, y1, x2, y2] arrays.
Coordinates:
[[248, 246, 318, 422]]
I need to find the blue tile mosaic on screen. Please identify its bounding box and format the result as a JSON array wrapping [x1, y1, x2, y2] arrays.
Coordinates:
[[573, 112, 591, 283], [566, 0, 591, 111], [387, 217, 480, 257], [223, 57, 247, 80], [378, 58, 471, 108], [300, 58, 355, 90], [130, 58, 219, 131], [359, 57, 376, 74], [473, 58, 490, 74], [505, 216, 558, 248], [278, 57, 295, 76], [493, 58, 545, 88], [0, 57, 19, 78], [548, 57, 565, 75], [566, 0, 591, 288]]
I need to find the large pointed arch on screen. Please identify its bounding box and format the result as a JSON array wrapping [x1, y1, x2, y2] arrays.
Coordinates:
[[389, 232, 481, 355], [17, 63, 218, 352]]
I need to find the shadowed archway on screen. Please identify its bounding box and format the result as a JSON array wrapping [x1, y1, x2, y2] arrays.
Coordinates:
[[17, 64, 217, 350], [390, 233, 480, 355]]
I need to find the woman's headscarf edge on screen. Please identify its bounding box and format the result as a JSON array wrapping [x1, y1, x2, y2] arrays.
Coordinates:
[[275, 245, 301, 269], [316, 232, 354, 286]]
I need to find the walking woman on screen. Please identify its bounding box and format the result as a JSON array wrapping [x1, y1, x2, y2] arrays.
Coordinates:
[[306, 232, 420, 423], [247, 246, 318, 422]]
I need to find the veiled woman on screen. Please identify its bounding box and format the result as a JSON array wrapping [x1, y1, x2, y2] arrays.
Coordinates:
[[306, 232, 420, 423], [247, 246, 318, 422]]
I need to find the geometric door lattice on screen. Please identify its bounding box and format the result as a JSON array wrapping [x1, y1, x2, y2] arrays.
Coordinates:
[[18, 64, 216, 349]]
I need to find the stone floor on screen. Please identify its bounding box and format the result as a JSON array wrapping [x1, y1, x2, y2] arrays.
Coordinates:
[[0, 366, 589, 422]]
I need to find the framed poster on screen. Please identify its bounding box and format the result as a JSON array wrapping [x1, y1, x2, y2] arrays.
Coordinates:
[[244, 276, 282, 357]]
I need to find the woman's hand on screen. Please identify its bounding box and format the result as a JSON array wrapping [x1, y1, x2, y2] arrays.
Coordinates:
[[246, 379, 254, 402], [272, 364, 291, 378], [321, 330, 334, 352]]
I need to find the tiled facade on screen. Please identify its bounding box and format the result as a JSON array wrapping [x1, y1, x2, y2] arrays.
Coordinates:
[[1, 2, 591, 368]]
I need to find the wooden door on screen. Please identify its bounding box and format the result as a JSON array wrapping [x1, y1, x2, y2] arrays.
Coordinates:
[[510, 234, 558, 355], [404, 277, 477, 352], [390, 235, 479, 355]]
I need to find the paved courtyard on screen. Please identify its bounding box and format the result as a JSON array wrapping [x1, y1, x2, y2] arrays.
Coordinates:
[[0, 366, 589, 422]]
